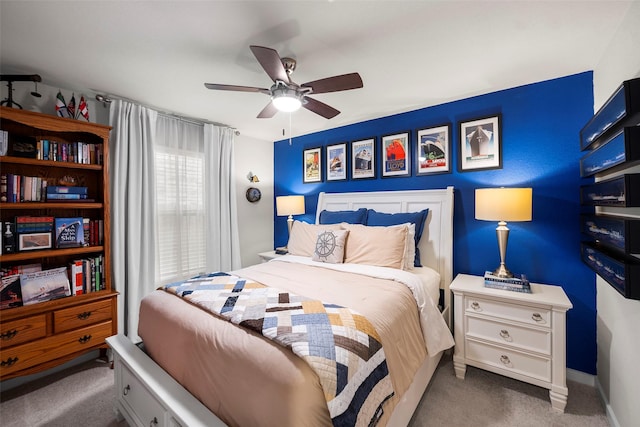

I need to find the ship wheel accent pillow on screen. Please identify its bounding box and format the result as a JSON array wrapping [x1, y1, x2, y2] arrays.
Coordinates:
[[312, 229, 349, 264]]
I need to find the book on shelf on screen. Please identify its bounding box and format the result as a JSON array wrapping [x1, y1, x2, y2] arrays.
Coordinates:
[[3, 221, 16, 253], [54, 217, 84, 248], [1, 263, 42, 278], [15, 216, 54, 234], [20, 266, 71, 305], [68, 260, 84, 295]]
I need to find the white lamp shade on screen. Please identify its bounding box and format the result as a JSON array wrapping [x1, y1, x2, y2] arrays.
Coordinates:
[[475, 188, 532, 222], [276, 195, 305, 216], [272, 95, 302, 112]]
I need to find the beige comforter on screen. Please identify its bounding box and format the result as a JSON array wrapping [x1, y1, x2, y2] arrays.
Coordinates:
[[138, 258, 451, 426]]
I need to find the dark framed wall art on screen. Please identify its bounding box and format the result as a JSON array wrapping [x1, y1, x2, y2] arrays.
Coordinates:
[[303, 146, 322, 183], [458, 115, 502, 172], [326, 142, 347, 181], [381, 131, 410, 177], [351, 137, 376, 180], [416, 124, 452, 175]]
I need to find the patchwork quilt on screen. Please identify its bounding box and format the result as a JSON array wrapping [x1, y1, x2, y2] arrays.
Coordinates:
[[164, 272, 394, 427]]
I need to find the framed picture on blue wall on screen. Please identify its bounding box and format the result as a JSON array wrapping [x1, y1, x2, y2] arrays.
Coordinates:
[[381, 131, 411, 177], [416, 124, 452, 175], [303, 147, 322, 183], [458, 115, 502, 172], [351, 137, 376, 180], [326, 142, 347, 181]]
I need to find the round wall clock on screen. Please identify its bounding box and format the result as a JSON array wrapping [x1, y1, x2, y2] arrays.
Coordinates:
[[246, 187, 262, 203]]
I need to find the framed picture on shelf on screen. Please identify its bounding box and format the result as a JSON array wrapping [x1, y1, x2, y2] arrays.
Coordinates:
[[351, 137, 376, 180], [303, 147, 322, 183], [326, 142, 347, 181], [416, 124, 452, 175], [381, 131, 410, 177], [458, 115, 502, 172], [18, 232, 53, 251]]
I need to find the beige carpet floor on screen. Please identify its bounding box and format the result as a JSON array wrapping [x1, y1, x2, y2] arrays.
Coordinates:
[[1, 353, 609, 427]]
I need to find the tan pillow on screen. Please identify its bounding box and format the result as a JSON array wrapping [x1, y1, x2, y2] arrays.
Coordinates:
[[312, 229, 349, 264], [341, 223, 409, 269], [287, 221, 343, 257]]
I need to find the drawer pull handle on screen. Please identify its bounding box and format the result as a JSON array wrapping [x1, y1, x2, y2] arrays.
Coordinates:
[[499, 329, 512, 341], [531, 313, 544, 323], [78, 334, 92, 344], [1, 329, 18, 340], [470, 301, 481, 311], [1, 356, 19, 367], [500, 355, 512, 366], [150, 417, 158, 426], [77, 311, 92, 320], [123, 385, 130, 396]]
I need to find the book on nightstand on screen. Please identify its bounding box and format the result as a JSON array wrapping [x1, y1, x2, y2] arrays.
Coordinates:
[[484, 271, 532, 293]]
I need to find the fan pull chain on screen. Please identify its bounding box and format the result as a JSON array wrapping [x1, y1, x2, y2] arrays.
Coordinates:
[[289, 112, 293, 146]]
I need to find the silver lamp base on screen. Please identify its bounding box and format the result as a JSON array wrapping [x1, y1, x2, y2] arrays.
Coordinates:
[[493, 221, 514, 278]]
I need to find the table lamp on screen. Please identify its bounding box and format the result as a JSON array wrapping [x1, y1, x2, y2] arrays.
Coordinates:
[[276, 195, 305, 252], [475, 187, 532, 278]]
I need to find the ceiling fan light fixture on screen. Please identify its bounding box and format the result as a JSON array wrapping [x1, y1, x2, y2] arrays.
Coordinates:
[[271, 86, 302, 112]]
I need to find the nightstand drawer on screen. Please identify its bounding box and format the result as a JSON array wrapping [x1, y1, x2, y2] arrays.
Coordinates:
[[466, 316, 551, 355], [465, 296, 551, 327], [466, 339, 551, 383]]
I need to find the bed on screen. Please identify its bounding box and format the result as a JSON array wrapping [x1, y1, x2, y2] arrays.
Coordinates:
[[106, 187, 455, 427]]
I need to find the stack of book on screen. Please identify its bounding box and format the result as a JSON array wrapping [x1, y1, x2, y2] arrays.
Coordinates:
[[484, 271, 532, 293], [46, 185, 90, 201]]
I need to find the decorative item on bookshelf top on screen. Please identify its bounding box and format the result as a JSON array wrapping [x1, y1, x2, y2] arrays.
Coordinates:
[[484, 270, 532, 293]]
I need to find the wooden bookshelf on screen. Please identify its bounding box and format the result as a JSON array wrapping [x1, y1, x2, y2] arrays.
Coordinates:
[[0, 106, 117, 380]]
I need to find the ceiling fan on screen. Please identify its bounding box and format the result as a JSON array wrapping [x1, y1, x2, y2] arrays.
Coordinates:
[[204, 45, 363, 119]]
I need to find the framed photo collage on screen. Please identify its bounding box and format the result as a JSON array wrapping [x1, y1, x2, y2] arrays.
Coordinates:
[[302, 114, 502, 183]]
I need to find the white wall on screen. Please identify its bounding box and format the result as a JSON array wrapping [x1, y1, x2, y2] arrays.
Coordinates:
[[233, 133, 274, 267], [592, 3, 640, 427]]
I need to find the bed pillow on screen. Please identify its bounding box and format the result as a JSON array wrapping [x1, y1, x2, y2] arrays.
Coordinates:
[[366, 209, 429, 267], [312, 229, 349, 264], [341, 223, 409, 270], [287, 221, 343, 257], [318, 208, 368, 225]]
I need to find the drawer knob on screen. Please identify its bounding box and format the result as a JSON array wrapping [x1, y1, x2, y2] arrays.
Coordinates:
[[77, 311, 92, 320], [470, 301, 481, 311], [150, 416, 158, 426], [1, 329, 18, 340], [78, 334, 92, 344], [500, 355, 512, 366], [1, 356, 19, 367], [123, 384, 130, 396], [531, 312, 545, 323], [499, 329, 512, 341]]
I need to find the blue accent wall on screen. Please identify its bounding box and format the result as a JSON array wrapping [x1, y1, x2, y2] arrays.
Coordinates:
[[273, 71, 596, 374]]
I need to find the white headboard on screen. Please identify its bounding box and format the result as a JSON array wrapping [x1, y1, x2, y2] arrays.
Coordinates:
[[316, 187, 454, 324]]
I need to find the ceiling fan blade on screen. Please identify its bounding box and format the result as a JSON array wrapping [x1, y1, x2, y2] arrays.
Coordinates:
[[257, 101, 278, 119], [301, 73, 363, 94], [204, 83, 270, 95], [303, 97, 340, 119], [250, 45, 290, 83]]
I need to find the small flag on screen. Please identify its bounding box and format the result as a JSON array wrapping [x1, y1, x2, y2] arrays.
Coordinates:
[[67, 93, 76, 119], [78, 96, 90, 121], [55, 91, 70, 118]]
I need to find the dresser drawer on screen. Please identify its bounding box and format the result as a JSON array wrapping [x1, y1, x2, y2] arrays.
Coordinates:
[[0, 321, 112, 377], [0, 314, 47, 348], [466, 339, 551, 383], [54, 299, 112, 333], [466, 316, 551, 355], [119, 361, 167, 427], [465, 296, 551, 327]]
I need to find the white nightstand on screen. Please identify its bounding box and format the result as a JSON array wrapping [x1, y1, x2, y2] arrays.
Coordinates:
[[450, 273, 573, 412], [257, 250, 284, 262]]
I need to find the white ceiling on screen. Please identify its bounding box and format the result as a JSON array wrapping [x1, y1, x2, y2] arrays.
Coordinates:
[[0, 1, 634, 141]]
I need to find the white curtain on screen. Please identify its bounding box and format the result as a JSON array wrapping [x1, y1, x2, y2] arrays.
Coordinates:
[[110, 101, 241, 340], [204, 124, 241, 271], [109, 100, 158, 341]]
